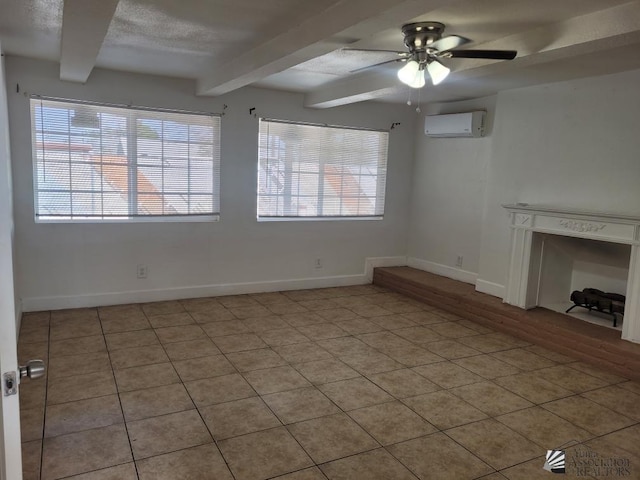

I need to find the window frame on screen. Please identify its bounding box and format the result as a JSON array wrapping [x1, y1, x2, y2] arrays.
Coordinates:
[[30, 96, 221, 224], [257, 118, 389, 222]]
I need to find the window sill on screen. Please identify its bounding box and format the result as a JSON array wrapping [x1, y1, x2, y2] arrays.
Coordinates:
[[257, 216, 383, 223], [34, 215, 220, 224]]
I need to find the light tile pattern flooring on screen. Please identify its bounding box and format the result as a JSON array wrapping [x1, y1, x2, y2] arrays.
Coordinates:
[[17, 285, 640, 480]]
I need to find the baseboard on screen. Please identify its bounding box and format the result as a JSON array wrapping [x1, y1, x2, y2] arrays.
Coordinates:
[[22, 273, 373, 312], [475, 279, 506, 299], [407, 257, 478, 285], [22, 256, 408, 312], [364, 256, 407, 282]]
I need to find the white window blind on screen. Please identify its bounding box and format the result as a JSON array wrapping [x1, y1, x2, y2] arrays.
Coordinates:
[[258, 119, 389, 219], [30, 97, 221, 221]]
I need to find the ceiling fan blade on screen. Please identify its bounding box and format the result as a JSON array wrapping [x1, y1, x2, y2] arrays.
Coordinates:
[[428, 35, 470, 53], [448, 49, 517, 60], [350, 58, 405, 73], [342, 48, 409, 56]]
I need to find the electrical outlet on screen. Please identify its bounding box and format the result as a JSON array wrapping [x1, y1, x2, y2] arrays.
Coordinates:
[[314, 258, 323, 269], [137, 264, 148, 279], [456, 255, 463, 268]]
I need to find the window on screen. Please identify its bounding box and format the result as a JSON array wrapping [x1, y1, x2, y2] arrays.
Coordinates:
[[30, 97, 221, 221], [257, 119, 388, 219]]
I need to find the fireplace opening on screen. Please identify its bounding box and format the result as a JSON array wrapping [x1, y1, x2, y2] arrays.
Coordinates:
[[535, 234, 631, 330]]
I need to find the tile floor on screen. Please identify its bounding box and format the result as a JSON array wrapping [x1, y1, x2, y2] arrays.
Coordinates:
[[17, 285, 640, 480]]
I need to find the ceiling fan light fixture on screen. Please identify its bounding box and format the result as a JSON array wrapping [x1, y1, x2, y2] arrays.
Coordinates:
[[426, 59, 450, 85], [398, 60, 417, 83], [397, 60, 425, 88], [409, 70, 426, 89]]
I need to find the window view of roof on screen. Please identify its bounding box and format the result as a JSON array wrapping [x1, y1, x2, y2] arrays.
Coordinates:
[[31, 98, 220, 220], [258, 120, 388, 218]]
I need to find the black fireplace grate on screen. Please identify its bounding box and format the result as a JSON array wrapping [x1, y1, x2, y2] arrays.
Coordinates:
[[566, 288, 625, 327]]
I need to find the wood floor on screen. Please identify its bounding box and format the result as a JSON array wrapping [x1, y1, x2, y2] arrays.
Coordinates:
[[373, 267, 640, 381]]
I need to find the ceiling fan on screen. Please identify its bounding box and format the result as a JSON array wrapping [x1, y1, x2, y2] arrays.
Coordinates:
[[346, 22, 517, 88]]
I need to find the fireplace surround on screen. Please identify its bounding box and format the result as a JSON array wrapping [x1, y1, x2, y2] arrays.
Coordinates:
[[503, 204, 640, 344]]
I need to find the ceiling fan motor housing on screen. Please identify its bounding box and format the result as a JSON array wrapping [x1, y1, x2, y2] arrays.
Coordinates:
[[402, 22, 445, 53]]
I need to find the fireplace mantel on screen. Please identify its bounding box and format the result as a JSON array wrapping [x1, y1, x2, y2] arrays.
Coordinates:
[[502, 204, 640, 244], [502, 204, 640, 344], [503, 204, 640, 222]]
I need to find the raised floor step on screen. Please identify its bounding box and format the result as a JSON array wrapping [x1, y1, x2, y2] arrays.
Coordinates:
[[373, 266, 640, 381]]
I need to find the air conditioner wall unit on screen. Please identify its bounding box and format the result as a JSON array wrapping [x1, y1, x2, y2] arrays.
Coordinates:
[[424, 111, 485, 138]]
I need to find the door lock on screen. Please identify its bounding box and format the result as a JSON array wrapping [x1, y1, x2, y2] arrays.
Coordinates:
[[3, 359, 46, 397], [3, 372, 17, 396]]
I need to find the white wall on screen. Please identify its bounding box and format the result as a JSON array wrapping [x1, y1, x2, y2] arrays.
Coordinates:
[[407, 96, 496, 283], [572, 262, 629, 297], [10, 57, 640, 310], [408, 69, 640, 297], [478, 69, 640, 293], [6, 57, 416, 310], [537, 236, 573, 307], [569, 237, 630, 295]]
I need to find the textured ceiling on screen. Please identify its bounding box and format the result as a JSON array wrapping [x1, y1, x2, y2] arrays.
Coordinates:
[[1, 0, 639, 106], [99, 0, 340, 74]]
